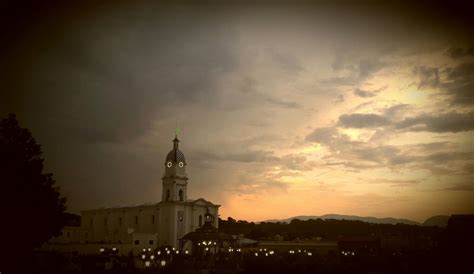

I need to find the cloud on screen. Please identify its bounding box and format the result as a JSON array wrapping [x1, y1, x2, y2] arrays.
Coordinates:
[[443, 184, 474, 191], [270, 49, 305, 73], [354, 88, 377, 98], [339, 113, 390, 128], [324, 58, 386, 86], [265, 97, 302, 109], [336, 106, 474, 133], [396, 111, 474, 133], [445, 45, 474, 59], [414, 66, 440, 88], [442, 62, 474, 105], [367, 178, 419, 187], [353, 86, 386, 98], [415, 62, 474, 106], [305, 127, 342, 144], [194, 149, 279, 163]]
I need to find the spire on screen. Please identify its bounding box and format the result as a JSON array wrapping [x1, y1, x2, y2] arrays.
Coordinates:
[[173, 127, 180, 150], [173, 134, 179, 150]]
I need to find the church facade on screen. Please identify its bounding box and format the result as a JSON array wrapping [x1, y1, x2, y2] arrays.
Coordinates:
[[47, 135, 220, 253]]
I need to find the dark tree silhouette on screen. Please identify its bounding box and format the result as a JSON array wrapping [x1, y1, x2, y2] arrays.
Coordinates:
[[0, 113, 66, 271]]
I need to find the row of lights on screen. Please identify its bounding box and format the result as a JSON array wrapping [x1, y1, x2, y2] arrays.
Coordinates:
[[99, 247, 118, 253], [341, 251, 356, 256], [253, 249, 313, 256], [228, 248, 242, 252], [198, 241, 217, 246]]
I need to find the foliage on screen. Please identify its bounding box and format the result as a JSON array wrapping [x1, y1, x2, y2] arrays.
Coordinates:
[[0, 113, 66, 269], [219, 217, 442, 241]]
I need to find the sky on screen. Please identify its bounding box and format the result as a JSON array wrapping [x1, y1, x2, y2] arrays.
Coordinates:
[[1, 1, 473, 223]]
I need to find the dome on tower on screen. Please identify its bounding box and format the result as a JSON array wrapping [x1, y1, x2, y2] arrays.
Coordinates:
[[166, 149, 186, 163], [165, 135, 186, 163]]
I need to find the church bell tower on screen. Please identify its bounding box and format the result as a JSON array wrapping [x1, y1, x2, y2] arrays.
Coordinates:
[[162, 134, 188, 202]]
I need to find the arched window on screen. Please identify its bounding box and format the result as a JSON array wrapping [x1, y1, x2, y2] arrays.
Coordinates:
[[166, 189, 170, 201], [179, 189, 183, 201], [199, 215, 203, 227]]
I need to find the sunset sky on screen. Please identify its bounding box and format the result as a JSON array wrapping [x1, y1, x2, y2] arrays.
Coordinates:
[[2, 1, 473, 222]]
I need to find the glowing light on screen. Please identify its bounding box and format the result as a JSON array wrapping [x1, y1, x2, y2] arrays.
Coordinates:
[[145, 261, 150, 267], [254, 252, 258, 256], [141, 255, 146, 259], [161, 260, 166, 266], [99, 248, 105, 252], [185, 250, 189, 254], [112, 247, 117, 251], [150, 255, 155, 260], [148, 248, 151, 251], [308, 252, 312, 256], [157, 251, 161, 255], [166, 250, 170, 254]]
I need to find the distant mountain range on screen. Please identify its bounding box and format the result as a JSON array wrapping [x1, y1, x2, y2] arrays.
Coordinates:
[[262, 214, 451, 227]]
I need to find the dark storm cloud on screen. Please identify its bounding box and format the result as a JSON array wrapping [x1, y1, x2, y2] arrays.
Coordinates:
[[339, 113, 390, 128], [1, 6, 239, 144]]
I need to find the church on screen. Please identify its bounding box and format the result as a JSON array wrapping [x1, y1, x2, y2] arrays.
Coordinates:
[[46, 135, 220, 254]]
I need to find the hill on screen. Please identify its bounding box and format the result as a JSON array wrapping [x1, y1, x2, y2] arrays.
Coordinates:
[[422, 215, 450, 227], [263, 214, 420, 225]]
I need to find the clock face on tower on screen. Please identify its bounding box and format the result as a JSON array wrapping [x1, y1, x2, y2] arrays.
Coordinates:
[[167, 162, 172, 168], [179, 162, 184, 167]]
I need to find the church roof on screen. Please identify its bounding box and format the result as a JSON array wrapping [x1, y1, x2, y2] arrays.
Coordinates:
[[166, 149, 186, 163]]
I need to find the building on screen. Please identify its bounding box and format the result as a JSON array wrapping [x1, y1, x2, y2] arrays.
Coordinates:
[[45, 135, 220, 254]]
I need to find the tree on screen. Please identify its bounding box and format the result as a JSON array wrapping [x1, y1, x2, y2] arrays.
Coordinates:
[[0, 113, 66, 271]]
